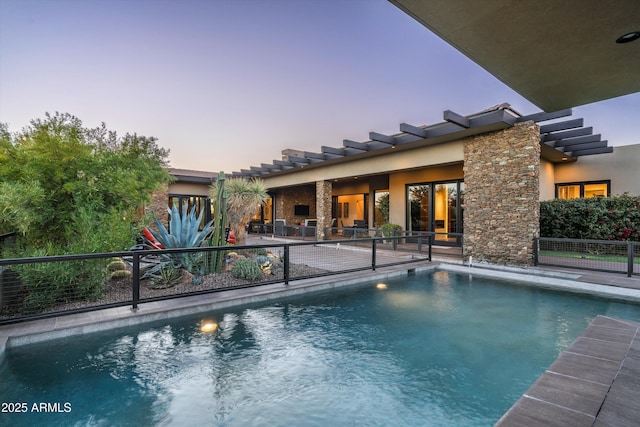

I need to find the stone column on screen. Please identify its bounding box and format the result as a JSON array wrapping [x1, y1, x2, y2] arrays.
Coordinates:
[[463, 122, 540, 266], [316, 180, 333, 240]]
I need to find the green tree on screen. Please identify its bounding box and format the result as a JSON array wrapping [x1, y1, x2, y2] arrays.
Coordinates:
[[0, 112, 173, 312], [0, 112, 172, 252], [210, 177, 269, 245]]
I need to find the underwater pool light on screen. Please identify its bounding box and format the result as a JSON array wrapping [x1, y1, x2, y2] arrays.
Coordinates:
[[200, 321, 218, 332]]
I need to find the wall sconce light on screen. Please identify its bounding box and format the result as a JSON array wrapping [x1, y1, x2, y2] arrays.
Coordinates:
[[616, 31, 640, 44]]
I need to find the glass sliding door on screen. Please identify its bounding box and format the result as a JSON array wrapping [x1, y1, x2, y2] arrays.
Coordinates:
[[406, 180, 463, 245], [407, 184, 430, 234], [434, 182, 460, 242]]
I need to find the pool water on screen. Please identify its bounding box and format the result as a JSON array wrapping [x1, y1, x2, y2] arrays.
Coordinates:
[[2, 271, 639, 426]]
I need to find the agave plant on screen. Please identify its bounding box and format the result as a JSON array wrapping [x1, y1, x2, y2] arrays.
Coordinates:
[[145, 205, 214, 276], [150, 205, 213, 249]]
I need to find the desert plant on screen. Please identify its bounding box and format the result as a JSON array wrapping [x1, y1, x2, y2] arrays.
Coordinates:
[[150, 205, 213, 249], [109, 269, 132, 281], [148, 264, 182, 289], [147, 205, 213, 275], [207, 171, 229, 274], [231, 257, 264, 281], [210, 176, 268, 245], [255, 255, 273, 274], [106, 259, 127, 272]]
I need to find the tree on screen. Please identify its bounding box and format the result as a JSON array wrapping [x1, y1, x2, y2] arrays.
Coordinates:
[[210, 177, 268, 245], [0, 112, 173, 253]]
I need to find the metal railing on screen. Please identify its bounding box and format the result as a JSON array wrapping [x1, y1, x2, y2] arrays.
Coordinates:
[[249, 225, 463, 258], [0, 236, 432, 325], [534, 237, 640, 277]]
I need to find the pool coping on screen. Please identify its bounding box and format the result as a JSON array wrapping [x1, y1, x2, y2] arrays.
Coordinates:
[[495, 315, 640, 427], [1, 261, 639, 426]]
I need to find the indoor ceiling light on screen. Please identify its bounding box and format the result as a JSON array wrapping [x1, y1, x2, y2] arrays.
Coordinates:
[[616, 31, 640, 44]]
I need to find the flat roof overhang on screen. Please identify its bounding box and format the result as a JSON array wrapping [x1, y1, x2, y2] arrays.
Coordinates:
[[390, 0, 640, 111]]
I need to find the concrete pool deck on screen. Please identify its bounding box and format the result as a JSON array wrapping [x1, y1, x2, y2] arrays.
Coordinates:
[[0, 260, 639, 426]]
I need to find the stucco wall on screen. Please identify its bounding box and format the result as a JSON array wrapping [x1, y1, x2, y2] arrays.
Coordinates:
[[168, 182, 211, 196], [463, 122, 540, 266], [539, 159, 556, 201], [553, 144, 640, 196]]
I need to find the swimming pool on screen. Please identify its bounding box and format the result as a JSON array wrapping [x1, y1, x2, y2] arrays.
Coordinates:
[[1, 270, 639, 426]]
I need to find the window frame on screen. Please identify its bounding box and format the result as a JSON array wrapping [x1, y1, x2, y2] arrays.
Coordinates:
[[555, 180, 610, 199]]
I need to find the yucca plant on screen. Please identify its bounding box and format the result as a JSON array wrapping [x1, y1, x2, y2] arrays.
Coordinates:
[[210, 176, 268, 245]]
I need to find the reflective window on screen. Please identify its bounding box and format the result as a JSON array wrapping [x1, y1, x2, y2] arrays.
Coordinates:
[[556, 181, 610, 199]]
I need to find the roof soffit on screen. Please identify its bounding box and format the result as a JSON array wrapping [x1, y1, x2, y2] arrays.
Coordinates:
[[390, 0, 640, 111]]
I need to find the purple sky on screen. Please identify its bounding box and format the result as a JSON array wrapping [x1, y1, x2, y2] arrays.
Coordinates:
[[1, 0, 638, 173]]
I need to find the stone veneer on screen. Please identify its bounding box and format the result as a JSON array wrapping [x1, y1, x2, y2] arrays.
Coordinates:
[[463, 122, 540, 266], [148, 184, 169, 230], [273, 185, 316, 227], [316, 180, 333, 240]]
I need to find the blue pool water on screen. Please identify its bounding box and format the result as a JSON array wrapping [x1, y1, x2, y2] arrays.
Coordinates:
[[1, 271, 639, 426]]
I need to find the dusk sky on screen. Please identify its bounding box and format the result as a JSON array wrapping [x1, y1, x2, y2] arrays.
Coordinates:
[[1, 0, 638, 174]]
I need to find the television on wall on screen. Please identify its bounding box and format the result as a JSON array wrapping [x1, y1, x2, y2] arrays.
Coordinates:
[[294, 204, 310, 216]]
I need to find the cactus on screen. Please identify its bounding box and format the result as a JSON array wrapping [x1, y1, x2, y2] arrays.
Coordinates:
[[207, 171, 229, 273]]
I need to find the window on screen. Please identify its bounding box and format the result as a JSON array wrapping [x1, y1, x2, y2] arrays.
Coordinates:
[[374, 190, 389, 227], [556, 181, 610, 199]]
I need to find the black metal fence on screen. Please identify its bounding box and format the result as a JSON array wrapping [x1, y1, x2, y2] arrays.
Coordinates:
[[0, 236, 431, 325], [534, 237, 640, 277], [250, 226, 463, 258]]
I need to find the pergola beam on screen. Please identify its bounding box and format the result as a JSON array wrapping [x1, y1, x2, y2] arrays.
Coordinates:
[[516, 109, 573, 123], [343, 139, 369, 151], [568, 146, 613, 157], [555, 134, 602, 147], [399, 122, 428, 138], [542, 127, 593, 143], [539, 118, 584, 134], [369, 132, 396, 145], [443, 110, 470, 128], [321, 146, 345, 156]]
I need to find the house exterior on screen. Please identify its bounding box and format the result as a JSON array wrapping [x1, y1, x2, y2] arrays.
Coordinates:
[[158, 104, 640, 267]]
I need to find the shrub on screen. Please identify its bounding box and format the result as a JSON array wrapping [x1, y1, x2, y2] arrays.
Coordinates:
[[15, 255, 107, 314], [231, 257, 264, 281], [380, 223, 402, 238], [540, 195, 640, 241]]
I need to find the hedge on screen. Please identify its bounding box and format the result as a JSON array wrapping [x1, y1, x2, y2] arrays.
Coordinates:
[[540, 195, 640, 241]]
